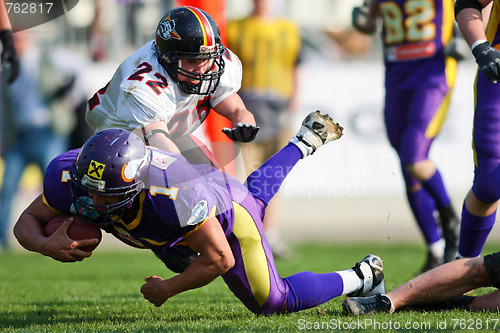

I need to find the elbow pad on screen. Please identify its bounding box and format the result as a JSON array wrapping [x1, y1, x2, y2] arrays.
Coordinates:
[[455, 0, 484, 18]]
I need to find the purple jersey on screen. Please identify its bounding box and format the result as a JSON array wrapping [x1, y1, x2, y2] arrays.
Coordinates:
[[378, 0, 456, 88], [42, 147, 251, 250]]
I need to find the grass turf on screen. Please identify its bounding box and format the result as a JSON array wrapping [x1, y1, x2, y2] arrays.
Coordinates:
[[1, 241, 498, 332]]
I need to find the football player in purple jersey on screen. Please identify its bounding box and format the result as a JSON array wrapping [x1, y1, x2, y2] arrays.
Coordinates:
[[342, 0, 500, 315], [352, 0, 461, 272], [14, 111, 389, 315], [453, 0, 500, 257]]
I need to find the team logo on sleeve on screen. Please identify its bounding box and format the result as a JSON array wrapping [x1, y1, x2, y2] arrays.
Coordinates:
[[186, 200, 208, 226], [88, 160, 106, 179], [151, 151, 176, 170], [157, 17, 181, 41]]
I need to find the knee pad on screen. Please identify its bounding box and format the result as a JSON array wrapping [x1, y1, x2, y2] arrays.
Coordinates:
[[472, 164, 500, 203]]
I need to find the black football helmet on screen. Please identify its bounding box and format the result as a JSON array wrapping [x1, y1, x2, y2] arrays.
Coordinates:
[[154, 6, 225, 95], [70, 129, 150, 226]]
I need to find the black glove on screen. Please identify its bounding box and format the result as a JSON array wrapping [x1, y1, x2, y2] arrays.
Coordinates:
[[221, 122, 259, 143], [0, 29, 20, 84], [352, 6, 377, 35], [472, 41, 500, 84]]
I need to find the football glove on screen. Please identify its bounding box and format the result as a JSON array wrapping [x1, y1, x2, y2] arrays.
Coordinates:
[[352, 6, 377, 35], [0, 29, 20, 84], [222, 122, 260, 143], [472, 41, 500, 84]]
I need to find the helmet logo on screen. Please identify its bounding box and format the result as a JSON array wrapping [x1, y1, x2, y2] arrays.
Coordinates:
[[121, 158, 144, 182], [158, 17, 181, 41], [88, 160, 106, 179], [200, 45, 216, 54]]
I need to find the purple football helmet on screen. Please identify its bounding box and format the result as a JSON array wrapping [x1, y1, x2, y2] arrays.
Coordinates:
[[70, 128, 150, 226]]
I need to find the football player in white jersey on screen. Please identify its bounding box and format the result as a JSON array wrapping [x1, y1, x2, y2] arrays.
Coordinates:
[[85, 6, 258, 165]]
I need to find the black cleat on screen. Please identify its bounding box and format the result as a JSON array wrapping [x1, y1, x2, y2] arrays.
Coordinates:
[[438, 204, 460, 263], [343, 294, 394, 315], [420, 251, 444, 273]]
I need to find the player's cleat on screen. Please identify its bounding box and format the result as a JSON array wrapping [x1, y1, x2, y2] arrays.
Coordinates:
[[343, 294, 394, 315], [348, 254, 385, 297], [290, 110, 343, 157], [438, 204, 460, 263], [420, 251, 444, 273]]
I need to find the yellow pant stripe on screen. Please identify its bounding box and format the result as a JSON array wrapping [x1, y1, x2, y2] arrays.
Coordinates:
[[231, 202, 270, 306]]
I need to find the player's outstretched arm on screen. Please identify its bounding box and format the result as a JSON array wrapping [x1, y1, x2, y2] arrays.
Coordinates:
[[0, 0, 20, 83], [215, 93, 259, 143], [136, 121, 182, 154], [140, 216, 234, 307], [13, 195, 97, 262], [455, 0, 500, 83]]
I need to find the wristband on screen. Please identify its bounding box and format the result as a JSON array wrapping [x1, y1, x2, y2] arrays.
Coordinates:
[[471, 39, 488, 51]]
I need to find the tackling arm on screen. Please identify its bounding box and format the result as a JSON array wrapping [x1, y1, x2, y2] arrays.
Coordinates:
[[134, 121, 181, 154], [0, 0, 19, 83], [140, 216, 235, 307], [13, 195, 98, 262], [0, 0, 11, 30], [455, 0, 500, 83]]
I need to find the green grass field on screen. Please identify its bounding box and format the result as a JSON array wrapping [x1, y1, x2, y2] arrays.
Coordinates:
[[1, 241, 499, 332]]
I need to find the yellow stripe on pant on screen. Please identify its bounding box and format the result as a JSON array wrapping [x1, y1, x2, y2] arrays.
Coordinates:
[[231, 202, 270, 307]]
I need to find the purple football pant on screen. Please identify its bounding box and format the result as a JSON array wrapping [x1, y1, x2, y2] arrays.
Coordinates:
[[459, 70, 500, 256], [384, 85, 451, 245], [384, 85, 449, 180], [471, 72, 500, 203], [221, 143, 345, 315]]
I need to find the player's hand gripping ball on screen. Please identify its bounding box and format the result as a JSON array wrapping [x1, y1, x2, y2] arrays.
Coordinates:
[[43, 215, 102, 252]]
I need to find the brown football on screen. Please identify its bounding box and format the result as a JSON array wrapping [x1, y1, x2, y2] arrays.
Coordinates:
[[43, 215, 102, 252]]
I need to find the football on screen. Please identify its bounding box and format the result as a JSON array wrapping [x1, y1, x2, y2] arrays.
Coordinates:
[[43, 215, 102, 252]]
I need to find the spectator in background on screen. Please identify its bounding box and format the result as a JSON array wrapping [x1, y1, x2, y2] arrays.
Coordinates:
[[352, 0, 462, 272], [227, 0, 302, 258], [0, 30, 79, 250], [0, 0, 19, 83]]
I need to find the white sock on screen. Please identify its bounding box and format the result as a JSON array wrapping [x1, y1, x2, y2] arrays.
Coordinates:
[[289, 137, 313, 159], [337, 269, 363, 295], [429, 238, 445, 258]]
